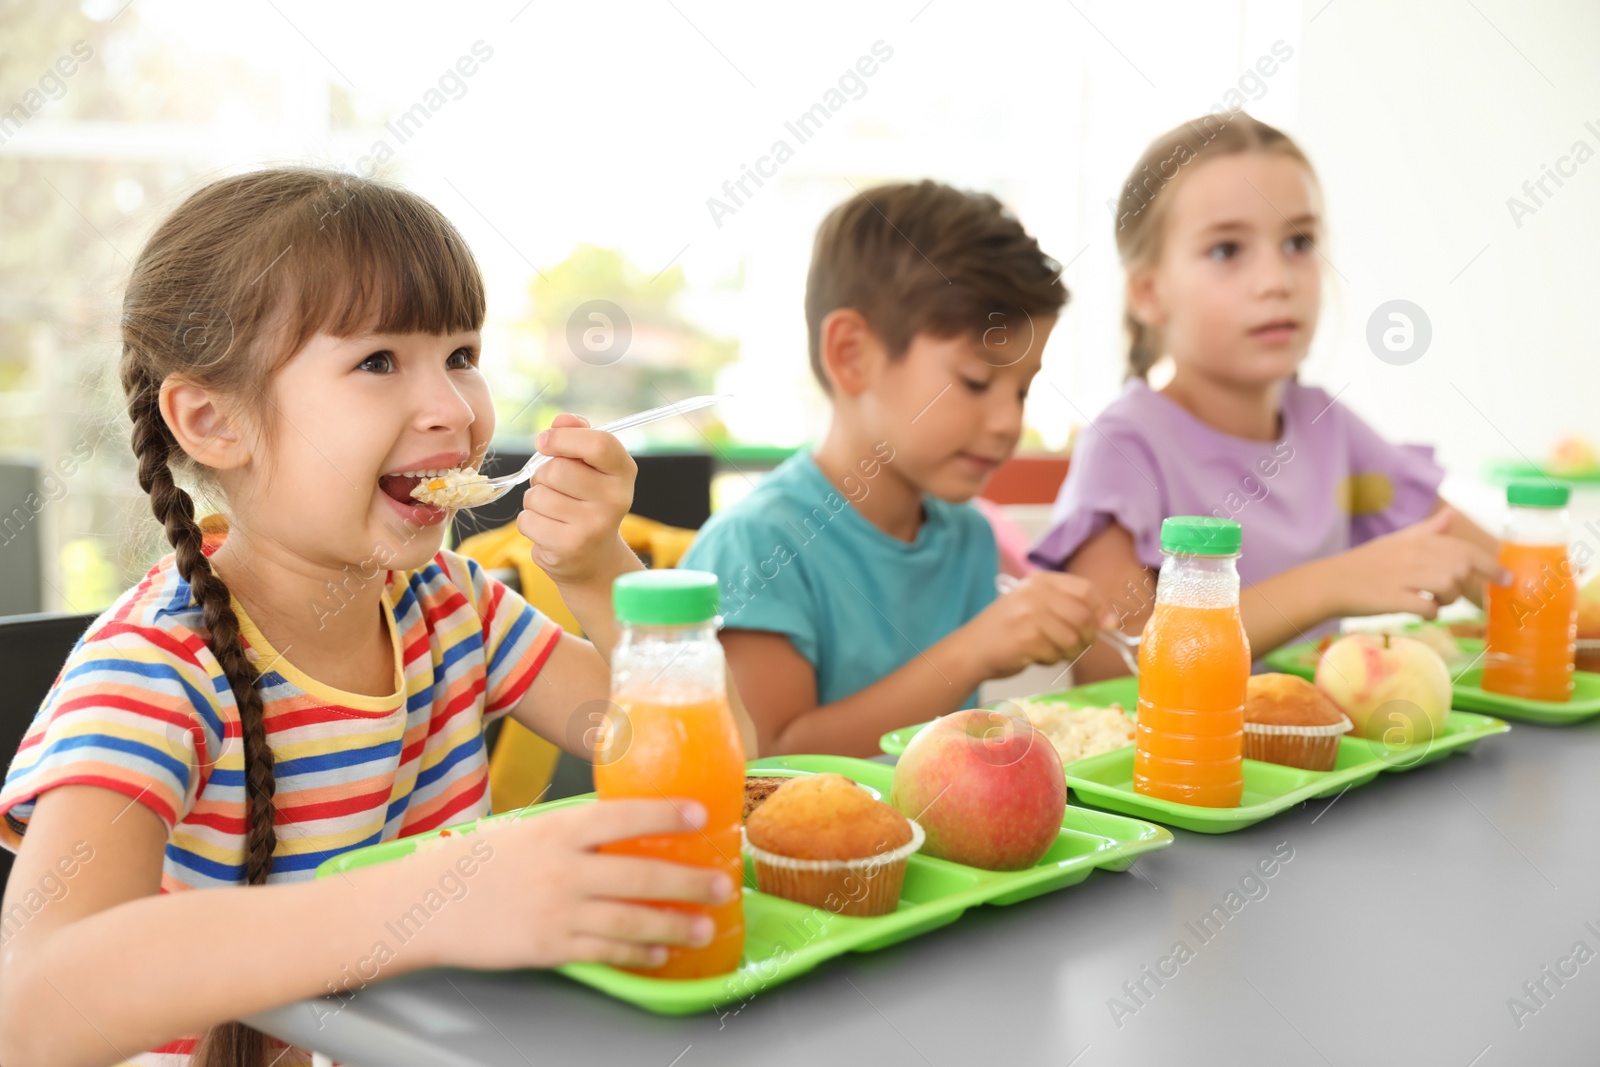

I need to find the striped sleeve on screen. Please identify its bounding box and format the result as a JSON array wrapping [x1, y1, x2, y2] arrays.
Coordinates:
[[0, 622, 216, 851], [451, 553, 562, 721]]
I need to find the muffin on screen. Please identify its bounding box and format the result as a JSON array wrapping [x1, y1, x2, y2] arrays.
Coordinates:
[[1576, 595, 1600, 674], [1243, 673, 1351, 771], [741, 775, 787, 821], [743, 773, 923, 917]]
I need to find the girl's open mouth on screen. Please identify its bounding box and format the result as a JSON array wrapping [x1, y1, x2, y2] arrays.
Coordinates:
[[377, 467, 468, 525], [378, 473, 426, 505]]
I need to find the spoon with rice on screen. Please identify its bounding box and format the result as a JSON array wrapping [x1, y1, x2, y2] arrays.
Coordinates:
[[409, 394, 729, 510]]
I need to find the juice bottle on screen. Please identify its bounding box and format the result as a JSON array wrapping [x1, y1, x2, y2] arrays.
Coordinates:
[[1484, 481, 1577, 702], [592, 570, 746, 978], [1135, 517, 1250, 808]]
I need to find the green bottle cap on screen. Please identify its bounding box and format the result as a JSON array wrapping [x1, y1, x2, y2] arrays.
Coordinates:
[[1160, 516, 1242, 556], [1506, 481, 1569, 508], [613, 569, 720, 625]]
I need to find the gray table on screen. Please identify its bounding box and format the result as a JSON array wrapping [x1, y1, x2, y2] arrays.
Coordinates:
[[249, 717, 1600, 1066]]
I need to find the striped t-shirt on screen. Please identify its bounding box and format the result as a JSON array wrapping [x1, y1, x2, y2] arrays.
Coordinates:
[[0, 542, 562, 1065]]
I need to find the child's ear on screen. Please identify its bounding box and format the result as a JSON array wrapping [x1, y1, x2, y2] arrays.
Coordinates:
[[1126, 265, 1166, 330], [818, 308, 880, 398], [159, 376, 251, 471]]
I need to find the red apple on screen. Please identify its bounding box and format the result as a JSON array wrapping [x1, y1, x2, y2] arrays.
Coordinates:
[[1314, 633, 1451, 747], [889, 709, 1067, 871]]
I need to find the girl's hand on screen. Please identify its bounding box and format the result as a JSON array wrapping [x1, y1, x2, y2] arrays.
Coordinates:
[[516, 413, 637, 586], [405, 798, 736, 972], [1325, 509, 1509, 619]]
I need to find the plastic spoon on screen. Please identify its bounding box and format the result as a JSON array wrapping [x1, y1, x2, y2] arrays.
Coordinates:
[[994, 573, 1141, 675], [412, 394, 730, 510]]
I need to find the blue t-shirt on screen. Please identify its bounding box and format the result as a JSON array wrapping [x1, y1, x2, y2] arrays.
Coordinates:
[[682, 451, 998, 707]]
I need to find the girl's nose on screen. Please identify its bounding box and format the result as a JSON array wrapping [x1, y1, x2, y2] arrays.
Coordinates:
[[413, 370, 477, 432], [1256, 250, 1295, 297]]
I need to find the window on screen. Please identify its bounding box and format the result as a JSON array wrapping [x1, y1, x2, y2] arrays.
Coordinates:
[[0, 1, 1295, 611]]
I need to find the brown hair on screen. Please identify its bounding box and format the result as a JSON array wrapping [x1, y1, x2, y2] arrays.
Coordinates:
[[119, 166, 484, 1066], [803, 180, 1067, 392], [1112, 112, 1316, 379]]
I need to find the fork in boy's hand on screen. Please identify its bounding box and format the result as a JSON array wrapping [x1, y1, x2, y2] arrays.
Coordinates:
[[995, 573, 1142, 675]]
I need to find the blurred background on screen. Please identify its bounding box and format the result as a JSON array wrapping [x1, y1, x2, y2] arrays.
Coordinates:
[[1, 0, 1596, 615]]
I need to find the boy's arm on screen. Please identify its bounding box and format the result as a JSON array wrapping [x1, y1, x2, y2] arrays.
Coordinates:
[[1063, 522, 1157, 683], [721, 628, 987, 759]]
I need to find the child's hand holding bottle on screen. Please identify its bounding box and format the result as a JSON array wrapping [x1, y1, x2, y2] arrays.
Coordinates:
[[396, 798, 736, 972]]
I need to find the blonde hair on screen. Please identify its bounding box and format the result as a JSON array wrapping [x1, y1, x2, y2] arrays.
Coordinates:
[[1112, 112, 1316, 379], [119, 166, 484, 1066]]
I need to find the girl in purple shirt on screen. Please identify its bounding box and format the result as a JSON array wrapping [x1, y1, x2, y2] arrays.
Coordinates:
[[1031, 113, 1507, 681]]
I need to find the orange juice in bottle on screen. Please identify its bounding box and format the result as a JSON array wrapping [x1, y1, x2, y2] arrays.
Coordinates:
[[1484, 481, 1577, 702], [592, 570, 745, 977], [1136, 517, 1251, 808]]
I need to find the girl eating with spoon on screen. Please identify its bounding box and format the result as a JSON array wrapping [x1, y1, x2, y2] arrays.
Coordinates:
[[0, 167, 755, 1067]]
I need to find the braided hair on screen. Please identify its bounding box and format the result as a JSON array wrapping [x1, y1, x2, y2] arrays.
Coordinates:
[[118, 166, 485, 1066]]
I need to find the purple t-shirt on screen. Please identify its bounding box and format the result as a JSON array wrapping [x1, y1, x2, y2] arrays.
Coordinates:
[[1029, 378, 1445, 641]]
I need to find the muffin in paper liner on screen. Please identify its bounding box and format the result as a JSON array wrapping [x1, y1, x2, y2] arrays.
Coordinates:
[[1575, 638, 1600, 675], [741, 820, 925, 918], [1242, 716, 1353, 771]]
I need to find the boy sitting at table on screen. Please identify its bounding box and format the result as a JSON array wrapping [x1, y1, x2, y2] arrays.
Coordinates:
[[682, 180, 1116, 757]]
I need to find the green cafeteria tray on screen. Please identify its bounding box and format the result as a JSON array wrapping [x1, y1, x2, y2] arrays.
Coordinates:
[[315, 754, 1172, 1014], [1447, 665, 1600, 724], [879, 678, 1509, 834], [1264, 634, 1600, 725], [1484, 458, 1600, 486]]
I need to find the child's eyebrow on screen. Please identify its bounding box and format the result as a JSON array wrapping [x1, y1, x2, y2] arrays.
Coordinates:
[[1197, 219, 1254, 235], [337, 329, 480, 348], [1196, 212, 1319, 236]]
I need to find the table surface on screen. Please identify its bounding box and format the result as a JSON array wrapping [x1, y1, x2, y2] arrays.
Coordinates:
[[249, 716, 1600, 1066]]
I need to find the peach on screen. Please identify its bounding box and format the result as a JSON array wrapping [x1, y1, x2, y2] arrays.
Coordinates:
[[1314, 633, 1451, 748]]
